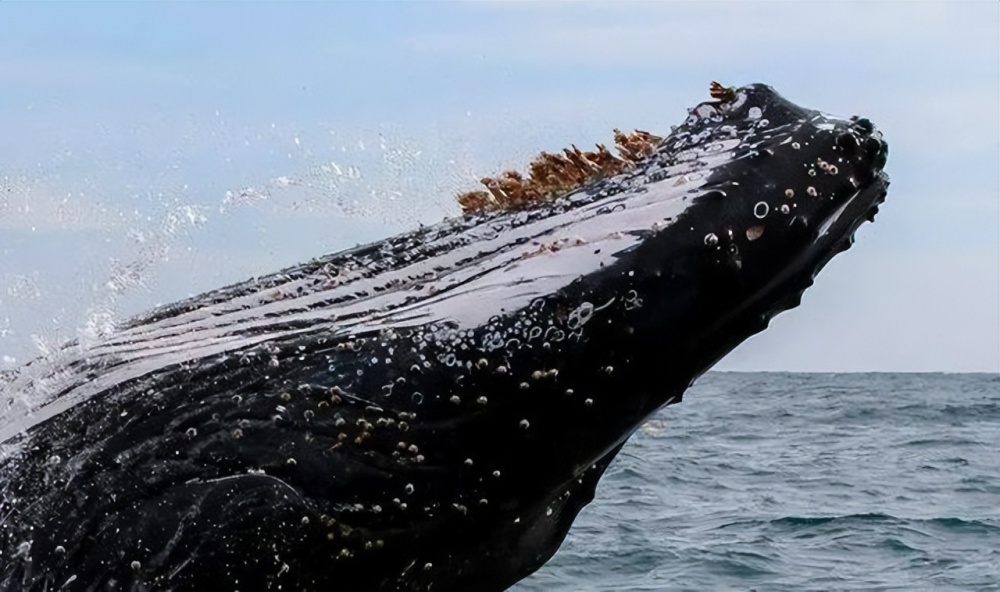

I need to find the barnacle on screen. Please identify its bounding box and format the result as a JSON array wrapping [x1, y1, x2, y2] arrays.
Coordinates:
[[456, 128, 663, 215], [709, 81, 736, 102], [455, 83, 742, 215]]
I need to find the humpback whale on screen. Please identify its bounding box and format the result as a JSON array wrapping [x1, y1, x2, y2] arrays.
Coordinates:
[[0, 84, 889, 591]]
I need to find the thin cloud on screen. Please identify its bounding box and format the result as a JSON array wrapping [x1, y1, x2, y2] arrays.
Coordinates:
[[407, 2, 995, 72]]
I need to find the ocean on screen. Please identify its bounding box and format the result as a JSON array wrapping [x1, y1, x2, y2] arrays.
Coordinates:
[[513, 372, 999, 592]]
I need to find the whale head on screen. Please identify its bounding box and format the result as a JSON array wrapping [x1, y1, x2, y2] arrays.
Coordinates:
[[0, 83, 888, 592], [616, 83, 889, 374]]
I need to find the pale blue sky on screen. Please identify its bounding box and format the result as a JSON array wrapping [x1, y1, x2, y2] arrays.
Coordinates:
[[1, 1, 997, 372]]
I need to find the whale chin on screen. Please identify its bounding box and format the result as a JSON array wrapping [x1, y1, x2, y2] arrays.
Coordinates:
[[0, 83, 888, 592]]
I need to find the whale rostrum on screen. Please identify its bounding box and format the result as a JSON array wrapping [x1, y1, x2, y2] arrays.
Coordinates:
[[0, 83, 889, 591]]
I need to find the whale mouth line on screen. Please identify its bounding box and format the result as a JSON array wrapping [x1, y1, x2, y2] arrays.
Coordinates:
[[757, 177, 885, 306], [817, 189, 862, 239]]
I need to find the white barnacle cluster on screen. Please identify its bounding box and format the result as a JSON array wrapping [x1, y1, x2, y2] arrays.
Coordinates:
[[566, 302, 595, 330], [780, 188, 795, 215], [817, 156, 840, 176]]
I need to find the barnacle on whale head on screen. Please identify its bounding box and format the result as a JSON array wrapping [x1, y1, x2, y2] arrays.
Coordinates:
[[455, 81, 755, 215], [456, 128, 664, 214]]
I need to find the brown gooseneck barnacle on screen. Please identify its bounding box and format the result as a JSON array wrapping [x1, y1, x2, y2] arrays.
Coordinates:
[[709, 81, 737, 103], [456, 128, 664, 215], [455, 82, 738, 215]]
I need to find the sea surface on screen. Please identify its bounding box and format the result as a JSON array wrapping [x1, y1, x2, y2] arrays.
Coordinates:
[[514, 372, 999, 592]]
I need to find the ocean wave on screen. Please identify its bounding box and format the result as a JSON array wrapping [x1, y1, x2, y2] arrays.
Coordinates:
[[715, 513, 1000, 535]]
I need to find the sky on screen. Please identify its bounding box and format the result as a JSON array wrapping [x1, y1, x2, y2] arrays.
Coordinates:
[[0, 1, 997, 372]]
